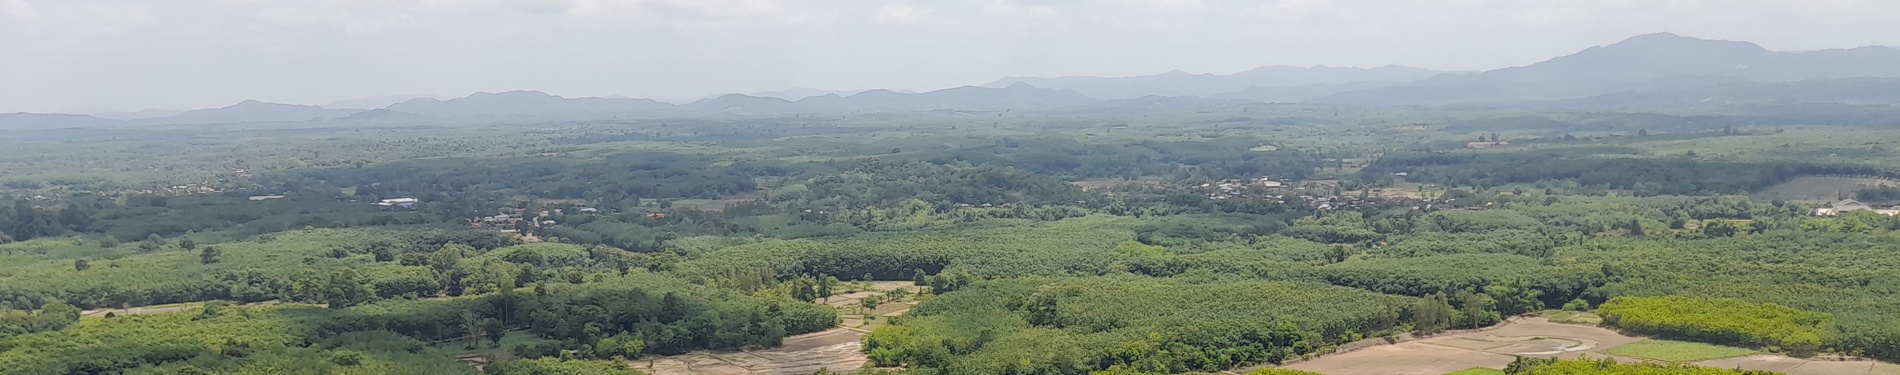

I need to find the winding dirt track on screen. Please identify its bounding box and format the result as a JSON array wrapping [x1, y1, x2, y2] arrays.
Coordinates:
[[1279, 317, 1900, 375]]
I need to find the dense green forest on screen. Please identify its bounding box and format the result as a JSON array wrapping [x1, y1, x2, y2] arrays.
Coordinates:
[[5, 104, 1900, 374]]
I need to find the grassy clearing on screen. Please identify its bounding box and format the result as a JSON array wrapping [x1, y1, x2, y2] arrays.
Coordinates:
[[1602, 339, 1759, 363], [1443, 368, 1507, 375], [1543, 310, 1603, 325]]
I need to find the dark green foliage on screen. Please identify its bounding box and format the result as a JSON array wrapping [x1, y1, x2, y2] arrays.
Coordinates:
[[200, 245, 222, 264], [777, 161, 1092, 209], [1371, 147, 1897, 194], [263, 152, 767, 204]]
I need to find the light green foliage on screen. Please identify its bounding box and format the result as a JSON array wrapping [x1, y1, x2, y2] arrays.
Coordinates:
[[865, 277, 1409, 373], [1247, 369, 1327, 375], [1502, 357, 1783, 375], [485, 358, 643, 375], [1544, 310, 1603, 325], [1598, 296, 1830, 356], [0, 305, 312, 374], [1110, 241, 1167, 258], [1412, 292, 1455, 334], [1602, 339, 1761, 363], [1444, 368, 1508, 375]]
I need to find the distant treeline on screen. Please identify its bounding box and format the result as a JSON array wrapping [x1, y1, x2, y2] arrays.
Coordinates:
[[1369, 147, 1900, 195]]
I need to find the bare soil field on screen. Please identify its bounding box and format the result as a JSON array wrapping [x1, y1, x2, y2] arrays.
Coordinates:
[[1282, 341, 1515, 375], [1755, 176, 1899, 202], [638, 329, 868, 375], [638, 281, 918, 374], [1280, 317, 1898, 375]]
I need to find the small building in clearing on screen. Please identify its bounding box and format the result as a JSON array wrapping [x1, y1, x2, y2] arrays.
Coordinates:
[[377, 198, 419, 208], [1816, 199, 1893, 216]]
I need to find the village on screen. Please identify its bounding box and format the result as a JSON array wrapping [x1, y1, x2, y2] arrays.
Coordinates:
[[1195, 173, 1459, 212]]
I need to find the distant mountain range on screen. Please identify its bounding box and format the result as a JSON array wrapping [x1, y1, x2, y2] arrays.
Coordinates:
[[989, 65, 1446, 100], [746, 88, 887, 101], [0, 113, 126, 130], [8, 32, 1900, 130], [325, 95, 441, 110], [1310, 33, 1900, 105], [386, 91, 674, 119], [135, 100, 360, 125]]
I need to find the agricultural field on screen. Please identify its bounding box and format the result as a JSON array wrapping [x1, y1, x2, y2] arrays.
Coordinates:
[[1603, 340, 1760, 363], [641, 329, 869, 375], [1281, 317, 1897, 375]]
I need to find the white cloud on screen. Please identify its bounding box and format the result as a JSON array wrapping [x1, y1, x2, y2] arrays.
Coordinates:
[[0, 0, 39, 21], [254, 5, 417, 34], [1258, 0, 1334, 21], [1112, 0, 1200, 11], [984, 0, 1059, 20], [877, 3, 929, 24], [0, 0, 154, 35]]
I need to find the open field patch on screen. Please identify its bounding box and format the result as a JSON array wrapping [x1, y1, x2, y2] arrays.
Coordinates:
[[639, 329, 867, 375], [1279, 317, 1899, 375], [1443, 368, 1506, 375], [1542, 310, 1603, 325], [1602, 339, 1759, 363], [1697, 355, 1900, 375], [1283, 339, 1515, 375]]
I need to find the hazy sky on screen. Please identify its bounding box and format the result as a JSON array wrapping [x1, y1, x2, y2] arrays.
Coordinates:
[[3, 0, 1898, 113]]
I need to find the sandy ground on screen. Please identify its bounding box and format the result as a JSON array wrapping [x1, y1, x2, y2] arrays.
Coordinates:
[[639, 281, 919, 374], [639, 329, 869, 375], [1281, 317, 1898, 375]]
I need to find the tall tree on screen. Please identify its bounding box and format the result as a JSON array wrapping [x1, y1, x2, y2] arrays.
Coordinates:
[[199, 246, 222, 264], [1412, 293, 1454, 334]]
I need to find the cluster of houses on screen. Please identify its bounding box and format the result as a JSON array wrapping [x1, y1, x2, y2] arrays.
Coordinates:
[[1200, 177, 1287, 200], [1814, 199, 1900, 216], [1194, 176, 1456, 212], [135, 183, 224, 196], [471, 206, 615, 233]]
